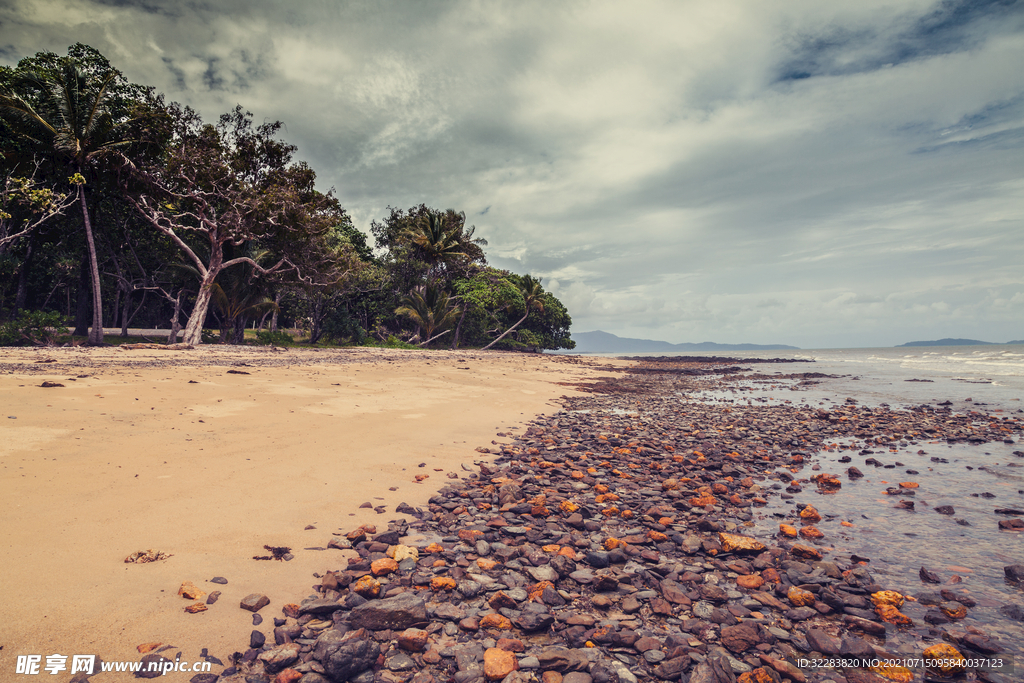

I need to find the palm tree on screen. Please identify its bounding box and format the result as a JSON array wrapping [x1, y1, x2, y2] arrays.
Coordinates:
[[482, 275, 545, 350], [395, 284, 461, 345], [0, 61, 132, 344], [408, 210, 487, 281]]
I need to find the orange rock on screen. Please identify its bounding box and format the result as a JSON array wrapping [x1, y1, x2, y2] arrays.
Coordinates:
[[738, 668, 781, 683], [484, 647, 518, 680], [137, 643, 162, 653], [868, 663, 913, 682], [352, 575, 381, 598], [940, 602, 968, 619], [898, 482, 919, 489], [875, 603, 913, 625], [595, 484, 610, 494], [595, 494, 619, 503], [620, 509, 634, 519], [604, 537, 625, 550], [813, 473, 842, 490], [600, 507, 620, 517], [528, 581, 555, 602], [790, 544, 823, 561], [430, 576, 456, 591], [799, 526, 824, 539], [184, 602, 208, 613], [761, 568, 781, 584], [658, 517, 674, 525], [477, 557, 499, 570], [274, 670, 304, 683], [923, 643, 966, 674], [371, 558, 399, 576], [718, 532, 766, 553], [423, 542, 445, 554], [432, 559, 447, 568], [648, 530, 668, 543], [712, 483, 729, 495], [559, 501, 579, 512], [799, 505, 822, 523], [840, 521, 854, 527], [479, 613, 513, 630], [542, 544, 561, 553], [662, 478, 680, 491], [778, 524, 798, 538], [570, 471, 585, 479], [870, 591, 905, 608], [557, 547, 577, 558], [282, 604, 301, 618], [531, 506, 551, 517], [736, 575, 764, 589], [787, 586, 816, 607], [398, 628, 429, 652], [689, 494, 717, 507], [178, 581, 206, 600]]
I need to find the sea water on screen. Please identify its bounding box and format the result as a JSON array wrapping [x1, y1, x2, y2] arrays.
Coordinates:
[[578, 345, 1024, 672]]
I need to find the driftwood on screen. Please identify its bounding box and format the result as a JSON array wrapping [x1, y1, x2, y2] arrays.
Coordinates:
[[119, 343, 194, 350]]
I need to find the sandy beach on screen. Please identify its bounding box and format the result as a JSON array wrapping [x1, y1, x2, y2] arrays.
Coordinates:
[[0, 346, 620, 675]]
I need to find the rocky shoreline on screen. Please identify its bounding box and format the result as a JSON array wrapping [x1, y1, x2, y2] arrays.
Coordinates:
[[149, 356, 1022, 683]]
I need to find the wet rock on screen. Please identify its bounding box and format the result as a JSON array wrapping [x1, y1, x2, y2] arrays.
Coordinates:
[[256, 643, 301, 673], [720, 622, 761, 653], [484, 648, 518, 680]]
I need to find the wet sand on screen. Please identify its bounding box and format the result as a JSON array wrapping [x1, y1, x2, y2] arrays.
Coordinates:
[[0, 346, 621, 672]]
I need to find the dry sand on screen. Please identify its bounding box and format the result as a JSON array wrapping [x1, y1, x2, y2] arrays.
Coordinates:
[[0, 345, 622, 675]]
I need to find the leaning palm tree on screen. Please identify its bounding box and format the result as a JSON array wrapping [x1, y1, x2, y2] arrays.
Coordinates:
[[395, 284, 461, 345], [482, 275, 545, 350], [0, 62, 132, 344]]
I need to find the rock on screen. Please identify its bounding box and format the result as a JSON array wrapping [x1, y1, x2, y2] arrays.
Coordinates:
[[718, 532, 766, 553], [371, 557, 399, 575], [240, 594, 270, 612], [1005, 564, 1024, 581], [349, 591, 427, 630], [919, 566, 940, 583], [923, 643, 966, 675], [805, 629, 841, 655], [312, 628, 380, 681], [787, 587, 815, 607], [250, 630, 266, 648], [720, 623, 761, 653], [397, 627, 428, 652], [484, 648, 518, 680], [535, 648, 590, 673], [205, 591, 220, 605], [178, 581, 206, 600], [184, 602, 207, 613], [934, 505, 955, 515], [257, 643, 301, 673], [298, 598, 344, 616]]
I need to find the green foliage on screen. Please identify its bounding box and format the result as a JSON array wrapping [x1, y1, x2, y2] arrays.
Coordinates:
[[254, 330, 294, 346], [200, 329, 219, 344], [395, 284, 461, 344], [320, 306, 366, 344], [0, 309, 65, 346]]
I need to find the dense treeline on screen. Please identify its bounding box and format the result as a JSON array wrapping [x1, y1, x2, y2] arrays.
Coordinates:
[[0, 44, 574, 350]]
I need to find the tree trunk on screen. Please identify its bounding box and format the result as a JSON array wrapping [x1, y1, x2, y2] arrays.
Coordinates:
[[231, 316, 245, 344], [73, 252, 90, 336], [270, 292, 281, 332], [14, 230, 37, 312], [120, 287, 131, 337], [79, 185, 105, 345], [481, 310, 529, 350], [169, 292, 183, 344], [182, 281, 214, 346], [450, 307, 467, 349]]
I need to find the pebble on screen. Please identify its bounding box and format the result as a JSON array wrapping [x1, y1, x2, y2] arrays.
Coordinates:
[[207, 356, 1024, 683]]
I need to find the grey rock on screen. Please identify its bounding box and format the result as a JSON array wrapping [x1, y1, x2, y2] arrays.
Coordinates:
[[257, 643, 301, 673], [349, 591, 427, 630], [239, 594, 270, 612], [312, 629, 380, 681]]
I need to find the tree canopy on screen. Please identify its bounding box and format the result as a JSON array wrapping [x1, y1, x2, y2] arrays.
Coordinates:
[[0, 44, 575, 352]]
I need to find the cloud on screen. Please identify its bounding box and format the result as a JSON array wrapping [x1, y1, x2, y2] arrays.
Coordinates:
[[1, 0, 1021, 348]]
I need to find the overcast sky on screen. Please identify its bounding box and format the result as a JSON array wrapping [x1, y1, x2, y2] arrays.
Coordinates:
[[2, 0, 1022, 348]]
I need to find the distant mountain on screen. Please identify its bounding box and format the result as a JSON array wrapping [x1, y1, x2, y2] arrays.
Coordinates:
[[571, 330, 799, 353], [898, 338, 999, 347]]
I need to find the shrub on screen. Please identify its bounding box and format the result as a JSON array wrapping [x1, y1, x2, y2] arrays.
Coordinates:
[[255, 330, 294, 346], [0, 311, 67, 346]]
